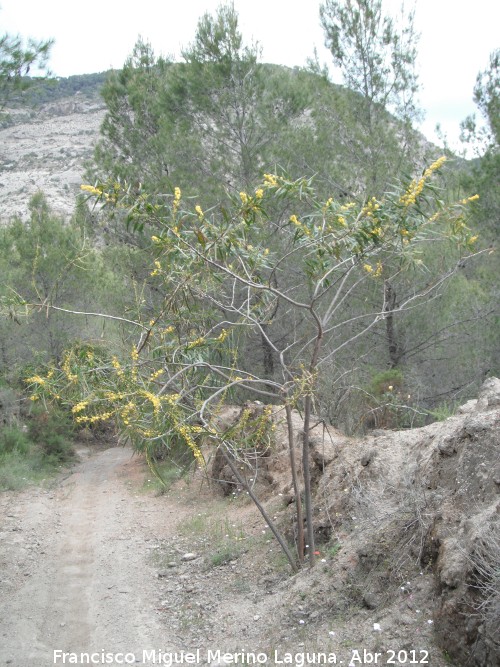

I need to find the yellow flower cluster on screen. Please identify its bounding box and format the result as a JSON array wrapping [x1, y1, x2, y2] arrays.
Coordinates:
[[460, 194, 480, 205], [104, 391, 125, 401], [340, 202, 356, 212], [149, 368, 164, 381], [111, 356, 124, 377], [363, 261, 383, 277], [362, 197, 381, 218], [163, 393, 180, 406], [72, 401, 89, 414], [195, 204, 204, 218], [255, 188, 264, 199], [290, 214, 311, 237], [173, 186, 181, 214], [400, 156, 447, 207], [80, 184, 103, 196], [26, 374, 46, 385], [216, 329, 229, 342], [322, 197, 334, 213], [120, 401, 136, 425], [141, 390, 161, 414], [240, 192, 249, 205], [150, 260, 162, 277], [62, 354, 78, 383], [75, 411, 113, 425], [263, 173, 278, 187], [177, 424, 205, 467], [186, 337, 205, 350]]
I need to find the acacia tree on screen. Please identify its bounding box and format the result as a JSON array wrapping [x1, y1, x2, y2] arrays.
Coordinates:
[[18, 158, 481, 571]]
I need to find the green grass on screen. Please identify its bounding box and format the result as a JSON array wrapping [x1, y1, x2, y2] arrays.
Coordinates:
[[176, 502, 249, 567], [0, 405, 77, 491], [141, 460, 186, 494], [0, 449, 62, 491]]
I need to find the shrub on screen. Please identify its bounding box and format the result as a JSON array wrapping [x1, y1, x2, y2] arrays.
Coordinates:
[[27, 404, 75, 463], [0, 425, 31, 456]]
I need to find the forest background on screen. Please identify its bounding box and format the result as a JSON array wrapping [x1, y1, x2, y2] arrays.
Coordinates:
[[0, 1, 498, 552]]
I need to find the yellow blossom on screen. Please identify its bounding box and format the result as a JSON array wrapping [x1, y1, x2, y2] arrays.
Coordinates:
[[76, 411, 113, 425], [62, 353, 78, 383], [460, 194, 480, 205], [72, 401, 89, 414], [216, 329, 229, 342], [255, 188, 264, 199], [26, 374, 46, 385], [111, 356, 124, 377], [263, 173, 278, 187], [195, 204, 204, 218], [164, 393, 180, 405], [104, 391, 125, 401], [362, 197, 381, 217], [186, 337, 205, 350], [289, 214, 300, 226], [240, 192, 249, 205], [141, 390, 161, 413], [177, 424, 205, 467], [80, 184, 102, 196], [363, 264, 373, 273], [172, 186, 181, 214], [400, 157, 447, 207], [150, 260, 162, 277]]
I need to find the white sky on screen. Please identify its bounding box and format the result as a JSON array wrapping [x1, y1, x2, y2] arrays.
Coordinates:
[[1, 0, 498, 152]]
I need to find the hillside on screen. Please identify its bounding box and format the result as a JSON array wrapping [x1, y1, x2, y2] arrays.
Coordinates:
[[0, 75, 107, 221]]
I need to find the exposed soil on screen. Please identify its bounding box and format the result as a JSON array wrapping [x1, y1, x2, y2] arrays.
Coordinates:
[[0, 445, 453, 667], [0, 380, 499, 667], [0, 98, 104, 221]]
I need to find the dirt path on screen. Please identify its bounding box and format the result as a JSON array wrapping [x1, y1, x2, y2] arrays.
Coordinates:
[[0, 445, 186, 666], [0, 442, 457, 667]]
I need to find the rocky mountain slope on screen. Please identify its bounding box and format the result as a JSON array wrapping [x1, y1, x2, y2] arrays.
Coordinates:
[[0, 93, 105, 221]]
